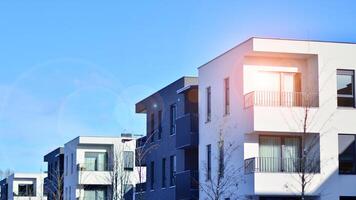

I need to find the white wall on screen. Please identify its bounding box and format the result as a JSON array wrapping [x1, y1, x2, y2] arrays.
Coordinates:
[[7, 173, 47, 200], [63, 137, 140, 200], [198, 38, 356, 200]]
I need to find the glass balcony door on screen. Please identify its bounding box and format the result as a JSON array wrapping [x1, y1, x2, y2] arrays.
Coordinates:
[[259, 136, 301, 172], [84, 152, 108, 171], [259, 136, 282, 172], [256, 71, 301, 106]]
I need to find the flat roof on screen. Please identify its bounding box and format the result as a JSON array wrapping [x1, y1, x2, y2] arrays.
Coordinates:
[[198, 36, 356, 69]]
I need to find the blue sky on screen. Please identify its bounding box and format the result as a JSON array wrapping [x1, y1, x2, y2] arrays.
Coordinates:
[[0, 1, 356, 172]]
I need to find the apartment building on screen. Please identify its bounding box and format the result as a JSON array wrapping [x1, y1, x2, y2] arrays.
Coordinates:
[[63, 135, 139, 200], [135, 77, 199, 200], [0, 173, 47, 200], [198, 37, 356, 200], [44, 147, 64, 200]]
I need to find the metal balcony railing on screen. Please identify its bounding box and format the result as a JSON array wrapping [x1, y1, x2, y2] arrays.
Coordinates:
[[244, 157, 320, 174], [175, 170, 199, 200], [244, 91, 319, 108]]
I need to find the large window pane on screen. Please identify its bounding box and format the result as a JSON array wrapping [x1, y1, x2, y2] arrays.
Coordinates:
[[170, 155, 176, 186], [339, 134, 356, 174], [337, 70, 355, 107], [84, 152, 107, 171], [259, 136, 281, 172], [259, 136, 302, 172], [124, 151, 134, 171], [283, 137, 301, 172], [18, 184, 34, 196], [84, 187, 107, 200]]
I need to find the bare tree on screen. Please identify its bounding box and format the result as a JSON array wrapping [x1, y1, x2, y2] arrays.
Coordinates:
[[284, 92, 335, 200], [135, 131, 158, 200], [45, 166, 64, 200], [199, 129, 244, 200], [0, 169, 13, 180], [108, 143, 133, 200]]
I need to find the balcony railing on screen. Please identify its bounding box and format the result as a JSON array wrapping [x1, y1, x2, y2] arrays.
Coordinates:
[[244, 91, 319, 108], [175, 170, 199, 199], [77, 163, 109, 171], [244, 157, 320, 174]]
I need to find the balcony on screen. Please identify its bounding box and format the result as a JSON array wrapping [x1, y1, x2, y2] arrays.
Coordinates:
[[243, 91, 320, 133], [77, 163, 111, 185], [244, 157, 320, 174], [244, 91, 319, 108], [176, 113, 199, 149], [175, 170, 199, 200]]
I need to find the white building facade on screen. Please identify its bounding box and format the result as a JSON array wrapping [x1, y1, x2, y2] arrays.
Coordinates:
[[63, 136, 140, 200], [198, 38, 356, 200], [1, 173, 47, 200]]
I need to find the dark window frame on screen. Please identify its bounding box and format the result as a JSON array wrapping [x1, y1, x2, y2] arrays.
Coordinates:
[[206, 87, 211, 122], [218, 139, 225, 177], [17, 184, 35, 197], [169, 155, 176, 186], [340, 197, 356, 200], [170, 104, 177, 135], [337, 69, 355, 108], [162, 158, 166, 188], [224, 78, 230, 115], [207, 144, 211, 180], [158, 110, 162, 140], [150, 161, 155, 190], [339, 134, 356, 175], [150, 112, 155, 143]]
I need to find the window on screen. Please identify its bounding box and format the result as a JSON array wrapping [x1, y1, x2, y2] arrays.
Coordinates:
[[162, 158, 166, 188], [218, 139, 225, 177], [65, 187, 68, 200], [150, 161, 155, 190], [206, 144, 211, 180], [170, 155, 176, 186], [206, 87, 211, 122], [170, 104, 177, 135], [339, 134, 356, 174], [259, 136, 302, 172], [84, 152, 108, 171], [124, 151, 134, 171], [65, 155, 68, 176], [259, 197, 301, 200], [340, 197, 356, 200], [69, 186, 71, 200], [337, 69, 355, 107], [71, 153, 74, 174], [150, 113, 155, 143], [224, 78, 230, 115], [158, 110, 162, 139], [17, 184, 34, 196], [84, 186, 107, 200]]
